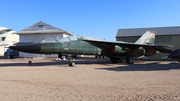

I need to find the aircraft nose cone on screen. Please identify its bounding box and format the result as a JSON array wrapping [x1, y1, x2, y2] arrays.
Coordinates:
[[9, 46, 19, 50], [9, 44, 41, 53]]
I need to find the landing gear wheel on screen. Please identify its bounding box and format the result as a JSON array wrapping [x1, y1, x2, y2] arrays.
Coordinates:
[[69, 59, 75, 67], [126, 56, 134, 64], [69, 62, 75, 66]]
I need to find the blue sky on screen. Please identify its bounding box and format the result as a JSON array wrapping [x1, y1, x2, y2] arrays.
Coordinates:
[[1, 0, 180, 41]]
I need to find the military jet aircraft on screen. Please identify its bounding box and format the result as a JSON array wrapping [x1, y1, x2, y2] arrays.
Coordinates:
[[168, 49, 180, 62], [9, 31, 173, 66]]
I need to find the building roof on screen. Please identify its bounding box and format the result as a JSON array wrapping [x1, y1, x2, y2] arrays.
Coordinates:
[[0, 27, 12, 32], [14, 21, 73, 36], [116, 26, 180, 37]]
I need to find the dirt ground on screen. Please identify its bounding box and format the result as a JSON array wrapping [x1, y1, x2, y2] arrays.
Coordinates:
[[0, 58, 180, 101]]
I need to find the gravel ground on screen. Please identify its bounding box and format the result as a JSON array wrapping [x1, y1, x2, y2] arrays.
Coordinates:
[[0, 58, 180, 101]]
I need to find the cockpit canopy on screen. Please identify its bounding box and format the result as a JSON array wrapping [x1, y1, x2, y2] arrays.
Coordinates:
[[58, 36, 78, 42], [58, 36, 102, 42], [41, 36, 102, 43]]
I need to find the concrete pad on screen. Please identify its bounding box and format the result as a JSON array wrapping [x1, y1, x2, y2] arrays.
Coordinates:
[[0, 58, 180, 100]]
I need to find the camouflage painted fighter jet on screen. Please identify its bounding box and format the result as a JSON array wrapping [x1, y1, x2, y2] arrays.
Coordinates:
[[168, 49, 180, 62], [9, 31, 173, 66]]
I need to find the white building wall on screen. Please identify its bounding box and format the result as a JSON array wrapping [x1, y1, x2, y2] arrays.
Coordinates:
[[0, 46, 6, 56], [0, 30, 19, 55], [20, 33, 64, 43]]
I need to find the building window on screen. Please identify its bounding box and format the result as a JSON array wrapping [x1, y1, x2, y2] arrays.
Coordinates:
[[2, 37, 5, 41], [38, 25, 44, 28]]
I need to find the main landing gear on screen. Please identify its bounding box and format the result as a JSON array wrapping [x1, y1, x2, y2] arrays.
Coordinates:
[[126, 56, 134, 64], [110, 56, 134, 64]]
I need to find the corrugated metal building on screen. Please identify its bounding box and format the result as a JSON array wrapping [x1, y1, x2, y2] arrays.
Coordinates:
[[116, 26, 180, 60]]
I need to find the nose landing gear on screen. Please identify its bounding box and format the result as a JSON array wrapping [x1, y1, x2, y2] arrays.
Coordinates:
[[69, 58, 75, 66]]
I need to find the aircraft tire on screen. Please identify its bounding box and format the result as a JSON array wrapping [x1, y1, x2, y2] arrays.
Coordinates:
[[71, 62, 75, 66], [126, 56, 134, 64], [69, 61, 75, 67]]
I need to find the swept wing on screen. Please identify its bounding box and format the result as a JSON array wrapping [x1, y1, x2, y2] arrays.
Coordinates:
[[83, 39, 173, 54]]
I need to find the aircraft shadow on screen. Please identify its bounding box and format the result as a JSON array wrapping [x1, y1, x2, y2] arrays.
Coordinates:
[[97, 62, 180, 72], [1, 58, 180, 72], [0, 61, 63, 67], [0, 58, 111, 67]]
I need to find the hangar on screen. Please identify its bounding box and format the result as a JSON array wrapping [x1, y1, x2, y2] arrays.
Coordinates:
[[14, 21, 73, 58], [116, 26, 180, 60]]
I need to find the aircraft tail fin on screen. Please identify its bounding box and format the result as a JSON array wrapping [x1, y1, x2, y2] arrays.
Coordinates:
[[135, 31, 156, 44]]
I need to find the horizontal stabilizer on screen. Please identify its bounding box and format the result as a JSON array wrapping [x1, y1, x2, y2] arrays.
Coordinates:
[[153, 46, 173, 53]]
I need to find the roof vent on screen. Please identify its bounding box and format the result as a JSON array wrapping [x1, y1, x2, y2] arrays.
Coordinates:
[[38, 25, 44, 28]]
